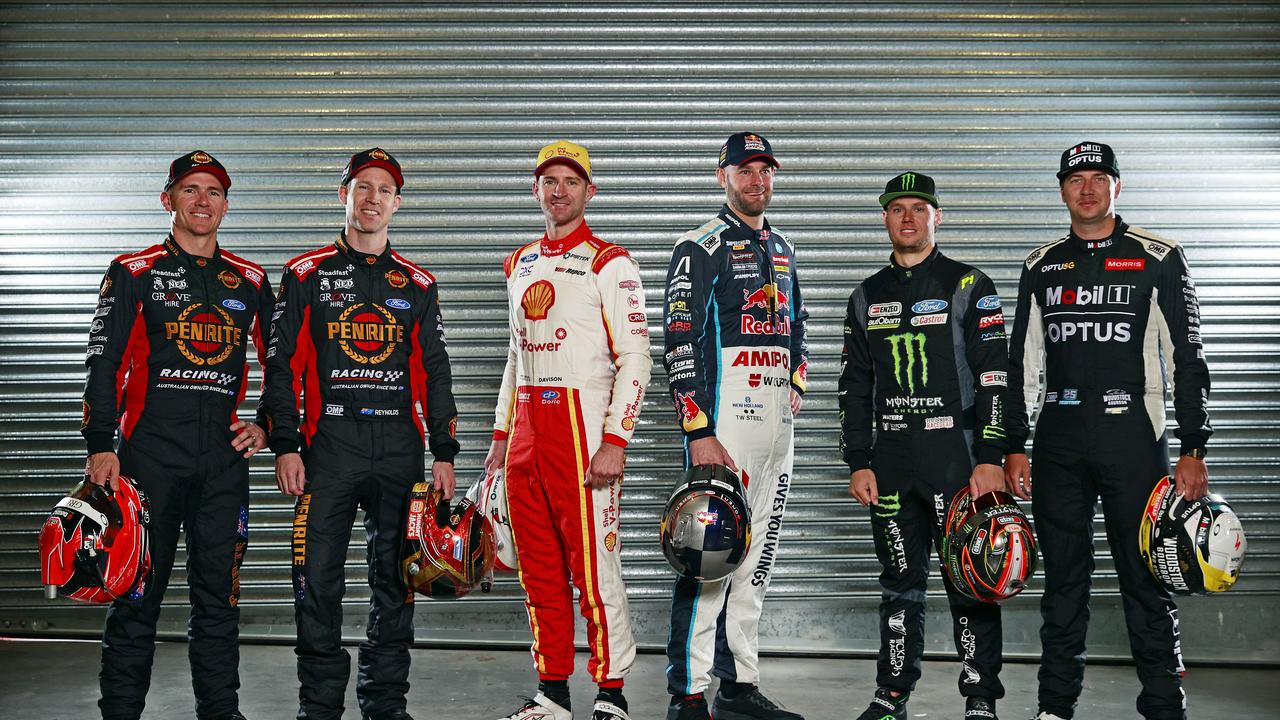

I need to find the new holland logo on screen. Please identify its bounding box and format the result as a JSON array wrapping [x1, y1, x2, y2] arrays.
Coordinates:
[[328, 303, 403, 364], [521, 280, 556, 321], [165, 303, 242, 365], [886, 332, 928, 393]]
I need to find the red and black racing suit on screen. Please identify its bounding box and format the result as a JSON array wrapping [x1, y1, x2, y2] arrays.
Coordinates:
[[1006, 217, 1211, 720], [262, 233, 459, 720], [83, 234, 272, 720], [839, 248, 1007, 702]]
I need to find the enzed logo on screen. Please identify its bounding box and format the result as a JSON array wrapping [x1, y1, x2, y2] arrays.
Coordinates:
[[885, 332, 927, 393]]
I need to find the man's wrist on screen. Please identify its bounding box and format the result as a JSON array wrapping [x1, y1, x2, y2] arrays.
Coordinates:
[[1181, 446, 1208, 460]]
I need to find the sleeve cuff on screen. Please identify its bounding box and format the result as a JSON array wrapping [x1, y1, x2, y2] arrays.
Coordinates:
[[492, 429, 508, 441], [602, 433, 628, 449], [269, 439, 300, 455], [684, 427, 716, 442], [84, 432, 115, 455], [845, 449, 871, 473], [976, 444, 1005, 467]]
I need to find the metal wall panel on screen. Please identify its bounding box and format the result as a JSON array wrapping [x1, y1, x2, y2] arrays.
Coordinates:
[[1, 2, 1277, 662]]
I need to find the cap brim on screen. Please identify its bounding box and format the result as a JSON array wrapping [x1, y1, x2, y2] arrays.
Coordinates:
[[1056, 163, 1119, 180], [879, 190, 937, 207], [534, 157, 592, 182], [722, 152, 779, 169], [347, 160, 404, 189]]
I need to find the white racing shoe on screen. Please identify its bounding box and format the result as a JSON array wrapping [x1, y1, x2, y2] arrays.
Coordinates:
[[499, 692, 572, 720]]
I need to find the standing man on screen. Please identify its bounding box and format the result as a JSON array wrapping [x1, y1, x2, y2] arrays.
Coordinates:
[[839, 172, 1008, 720], [1005, 142, 1212, 720], [662, 132, 808, 720], [84, 150, 272, 720], [262, 148, 459, 720], [483, 140, 650, 720]]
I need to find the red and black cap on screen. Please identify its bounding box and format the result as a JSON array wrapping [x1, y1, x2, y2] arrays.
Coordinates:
[[719, 132, 779, 169], [340, 147, 404, 193], [1057, 141, 1120, 181], [164, 150, 231, 192]]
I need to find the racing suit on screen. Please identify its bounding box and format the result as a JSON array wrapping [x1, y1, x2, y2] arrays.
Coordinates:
[[838, 248, 1007, 701], [662, 205, 809, 697], [262, 233, 459, 720], [492, 221, 650, 685], [83, 234, 272, 720], [1006, 217, 1211, 720]]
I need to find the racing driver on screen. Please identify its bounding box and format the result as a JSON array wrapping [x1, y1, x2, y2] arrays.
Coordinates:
[[484, 140, 650, 720], [662, 132, 808, 720], [84, 150, 273, 720], [839, 172, 1008, 720], [262, 148, 460, 720], [1005, 142, 1212, 720]]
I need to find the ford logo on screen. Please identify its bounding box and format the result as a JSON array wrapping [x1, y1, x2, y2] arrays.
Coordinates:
[[975, 295, 1001, 311], [385, 298, 411, 310], [221, 299, 246, 311], [912, 299, 948, 314], [520, 252, 539, 263]]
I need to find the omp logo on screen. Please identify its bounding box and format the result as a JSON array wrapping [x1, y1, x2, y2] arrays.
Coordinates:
[[327, 303, 403, 364], [165, 304, 242, 365], [885, 333, 927, 393]]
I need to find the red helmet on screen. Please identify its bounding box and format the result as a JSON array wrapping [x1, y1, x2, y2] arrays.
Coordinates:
[[465, 469, 516, 573], [38, 477, 152, 603], [941, 487, 1038, 603], [402, 482, 495, 598]]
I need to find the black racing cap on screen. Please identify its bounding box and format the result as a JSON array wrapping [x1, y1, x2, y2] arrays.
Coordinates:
[[1057, 141, 1119, 181], [719, 132, 779, 169], [878, 171, 938, 208], [340, 147, 404, 193], [164, 150, 231, 192]]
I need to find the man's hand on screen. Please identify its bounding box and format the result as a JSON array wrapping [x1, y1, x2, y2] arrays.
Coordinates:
[[689, 436, 738, 473], [484, 439, 508, 477], [585, 443, 626, 489], [1005, 453, 1032, 500], [86, 452, 121, 491], [1174, 454, 1209, 500], [276, 453, 306, 496], [969, 463, 1005, 498], [849, 469, 878, 507], [230, 419, 267, 459], [790, 389, 804, 417], [432, 460, 457, 499]]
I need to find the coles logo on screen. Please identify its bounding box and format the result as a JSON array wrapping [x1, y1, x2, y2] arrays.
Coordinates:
[[385, 269, 409, 288], [1105, 258, 1145, 271], [521, 280, 555, 320], [217, 270, 241, 289], [165, 304, 243, 365], [327, 303, 404, 364]]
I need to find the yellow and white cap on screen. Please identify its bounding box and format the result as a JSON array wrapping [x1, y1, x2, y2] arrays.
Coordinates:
[[534, 140, 592, 181]]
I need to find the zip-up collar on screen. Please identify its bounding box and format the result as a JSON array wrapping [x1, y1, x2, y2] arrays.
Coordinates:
[[1067, 215, 1129, 251], [540, 220, 594, 257], [164, 233, 220, 268], [889, 245, 940, 284], [335, 231, 393, 267], [718, 204, 772, 244]]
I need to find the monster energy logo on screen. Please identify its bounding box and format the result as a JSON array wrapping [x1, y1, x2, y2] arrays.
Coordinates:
[[900, 172, 916, 190], [874, 492, 902, 519], [886, 332, 927, 393]]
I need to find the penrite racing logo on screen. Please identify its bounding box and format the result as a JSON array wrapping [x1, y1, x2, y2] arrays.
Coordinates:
[[885, 332, 927, 393], [327, 303, 403, 364], [165, 303, 243, 365]]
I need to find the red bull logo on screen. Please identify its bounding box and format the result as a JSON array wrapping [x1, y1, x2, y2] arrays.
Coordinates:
[[742, 283, 789, 312], [676, 390, 708, 432]]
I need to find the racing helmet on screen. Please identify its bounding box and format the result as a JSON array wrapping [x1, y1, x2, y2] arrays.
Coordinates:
[[402, 482, 495, 598], [941, 487, 1038, 603], [38, 477, 152, 603], [466, 469, 516, 573], [660, 464, 751, 582], [1139, 476, 1247, 594]]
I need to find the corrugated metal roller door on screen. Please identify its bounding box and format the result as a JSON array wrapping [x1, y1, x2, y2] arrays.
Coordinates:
[[1, 3, 1276, 662]]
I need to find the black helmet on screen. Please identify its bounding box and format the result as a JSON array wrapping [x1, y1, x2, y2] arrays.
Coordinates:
[[660, 464, 751, 582], [1139, 476, 1246, 594], [941, 487, 1038, 603], [38, 477, 152, 603], [402, 481, 495, 598]]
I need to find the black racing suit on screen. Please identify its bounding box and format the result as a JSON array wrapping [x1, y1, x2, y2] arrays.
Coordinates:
[[1006, 218, 1211, 720], [262, 233, 459, 720], [839, 248, 1007, 701], [83, 235, 273, 720]]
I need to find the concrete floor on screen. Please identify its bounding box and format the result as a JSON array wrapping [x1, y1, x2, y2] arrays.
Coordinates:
[[2, 639, 1277, 719]]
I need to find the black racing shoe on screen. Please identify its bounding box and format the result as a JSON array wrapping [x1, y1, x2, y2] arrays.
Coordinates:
[[199, 713, 249, 720], [855, 688, 907, 720], [666, 693, 710, 720], [965, 697, 998, 719], [712, 685, 804, 720], [362, 711, 414, 720]]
